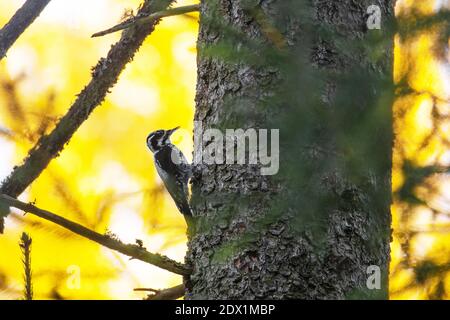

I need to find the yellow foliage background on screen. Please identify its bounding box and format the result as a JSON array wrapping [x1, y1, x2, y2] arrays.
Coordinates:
[[0, 0, 198, 299], [0, 0, 448, 299], [391, 0, 449, 299]]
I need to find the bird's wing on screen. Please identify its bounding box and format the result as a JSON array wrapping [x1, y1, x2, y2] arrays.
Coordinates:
[[169, 145, 191, 181], [154, 146, 192, 215]]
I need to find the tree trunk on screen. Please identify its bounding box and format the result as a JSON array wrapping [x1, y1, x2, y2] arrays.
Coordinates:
[[187, 0, 394, 299]]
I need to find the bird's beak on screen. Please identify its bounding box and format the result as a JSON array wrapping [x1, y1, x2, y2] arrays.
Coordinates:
[[167, 126, 180, 136]]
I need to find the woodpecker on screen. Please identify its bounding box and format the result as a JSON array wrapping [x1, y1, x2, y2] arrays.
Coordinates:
[[146, 127, 192, 216]]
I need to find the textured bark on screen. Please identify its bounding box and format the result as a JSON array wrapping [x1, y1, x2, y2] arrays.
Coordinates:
[[187, 0, 394, 299]]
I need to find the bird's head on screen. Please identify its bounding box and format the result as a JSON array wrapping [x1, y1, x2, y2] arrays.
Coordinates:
[[146, 126, 179, 153]]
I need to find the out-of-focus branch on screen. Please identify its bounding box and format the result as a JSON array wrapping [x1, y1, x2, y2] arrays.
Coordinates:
[[0, 0, 176, 233], [0, 194, 191, 276], [0, 0, 51, 60], [135, 284, 185, 300], [92, 4, 199, 38], [0, 126, 14, 139], [19, 232, 33, 300]]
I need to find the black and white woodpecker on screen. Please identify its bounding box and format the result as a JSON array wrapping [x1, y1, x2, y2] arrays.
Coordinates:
[[146, 127, 192, 216]]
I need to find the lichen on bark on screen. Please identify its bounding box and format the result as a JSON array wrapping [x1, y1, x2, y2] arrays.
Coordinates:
[[187, 0, 394, 299]]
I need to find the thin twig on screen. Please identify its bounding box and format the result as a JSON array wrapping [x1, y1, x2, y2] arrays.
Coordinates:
[[0, 0, 176, 233], [92, 4, 199, 38], [0, 0, 51, 60], [19, 232, 33, 300], [0, 194, 191, 276], [0, 126, 14, 139], [136, 284, 185, 300], [134, 288, 159, 293]]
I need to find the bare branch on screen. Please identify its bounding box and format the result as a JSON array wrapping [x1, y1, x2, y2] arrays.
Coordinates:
[[135, 284, 185, 300], [0, 194, 191, 276], [0, 0, 51, 60], [92, 4, 199, 38], [0, 0, 176, 233]]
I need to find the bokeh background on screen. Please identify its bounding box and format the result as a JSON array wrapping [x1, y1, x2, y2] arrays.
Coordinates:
[[0, 0, 198, 299], [0, 0, 448, 299], [392, 0, 449, 299]]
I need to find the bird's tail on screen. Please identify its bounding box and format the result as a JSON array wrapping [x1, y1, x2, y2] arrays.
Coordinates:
[[177, 198, 192, 216]]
